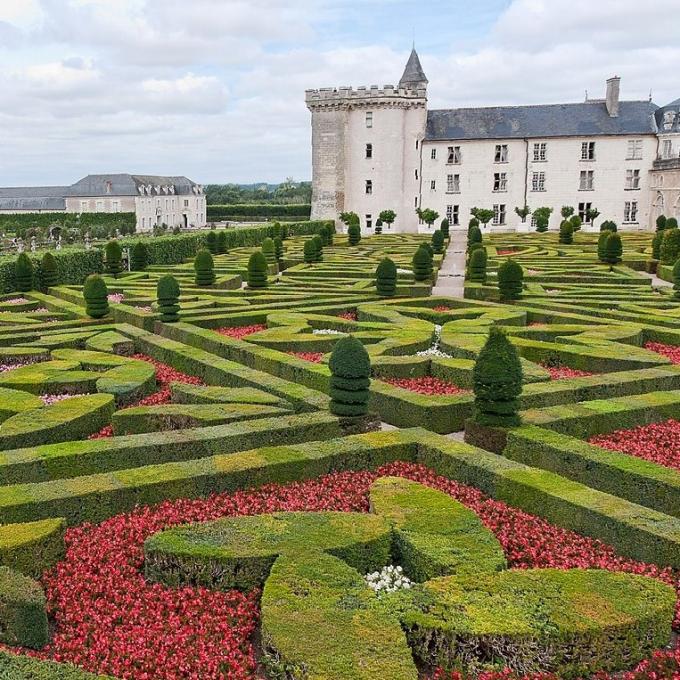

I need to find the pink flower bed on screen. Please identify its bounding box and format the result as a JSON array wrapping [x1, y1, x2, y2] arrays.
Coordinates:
[[645, 341, 680, 364], [216, 324, 267, 340], [107, 293, 124, 304], [540, 364, 594, 380], [382, 376, 470, 396], [288, 352, 324, 363], [337, 311, 357, 321], [589, 418, 680, 472], [6, 463, 677, 679], [433, 305, 451, 312], [496, 250, 516, 256], [40, 394, 82, 406], [3, 297, 29, 305]]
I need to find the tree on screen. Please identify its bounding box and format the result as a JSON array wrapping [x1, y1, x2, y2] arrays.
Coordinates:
[[474, 208, 495, 229], [673, 259, 680, 300], [412, 245, 433, 282], [274, 236, 284, 263], [14, 253, 34, 292], [431, 229, 445, 254], [156, 275, 180, 322], [339, 211, 360, 229], [194, 248, 215, 286], [417, 208, 440, 229], [467, 247, 487, 283], [561, 206, 575, 219], [660, 228, 680, 265], [570, 215, 582, 232], [586, 207, 600, 229], [348, 222, 361, 246], [217, 231, 228, 254], [261, 237, 277, 265], [533, 207, 553, 233], [40, 252, 59, 290], [375, 257, 397, 297], [597, 231, 611, 262], [303, 238, 316, 264], [514, 205, 531, 223], [497, 259, 524, 301], [247, 251, 268, 288], [473, 326, 523, 427], [205, 230, 218, 254], [378, 209, 396, 230], [559, 220, 574, 245], [603, 232, 623, 266], [440, 218, 450, 238], [105, 240, 123, 278], [656, 215, 667, 232], [131, 242, 148, 271], [83, 274, 109, 319], [600, 220, 618, 233], [652, 230, 664, 260], [328, 335, 371, 418]]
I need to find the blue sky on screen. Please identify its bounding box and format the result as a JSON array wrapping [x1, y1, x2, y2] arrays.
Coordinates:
[[1, 0, 677, 187]]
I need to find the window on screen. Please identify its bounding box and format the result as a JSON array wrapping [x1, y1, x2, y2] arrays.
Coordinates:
[[414, 196, 418, 207], [625, 169, 641, 190], [96, 200, 104, 212], [183, 199, 189, 207], [415, 140, 419, 150], [365, 111, 373, 128], [493, 172, 507, 192], [530, 215, 537, 228], [494, 144, 508, 162], [447, 146, 461, 164], [579, 170, 594, 191], [627, 139, 643, 160], [624, 201, 639, 223], [365, 180, 372, 195], [662, 140, 673, 158], [431, 148, 437, 160], [492, 204, 506, 225], [533, 142, 547, 162], [581, 141, 596, 160], [531, 171, 546, 192], [80, 200, 89, 212], [415, 169, 418, 180], [365, 143, 373, 159], [446, 204, 460, 226], [365, 214, 372, 229], [578, 202, 592, 222], [430, 180, 436, 191], [446, 174, 460, 193], [111, 201, 120, 213]]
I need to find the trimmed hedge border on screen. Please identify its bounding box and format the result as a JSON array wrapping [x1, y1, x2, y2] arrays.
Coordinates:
[[0, 651, 115, 679]]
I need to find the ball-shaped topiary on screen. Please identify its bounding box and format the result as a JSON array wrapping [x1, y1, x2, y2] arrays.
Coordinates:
[[600, 220, 618, 233], [247, 251, 268, 288], [667, 217, 679, 230], [348, 222, 361, 246], [375, 257, 397, 297], [657, 215, 667, 232], [497, 259, 524, 301], [558, 220, 574, 245], [104, 240, 123, 278], [217, 231, 228, 254], [412, 244, 433, 282], [673, 258, 680, 300], [570, 215, 582, 232], [311, 235, 324, 262], [473, 326, 523, 427], [156, 274, 180, 322], [83, 274, 109, 319], [194, 248, 215, 286], [467, 247, 487, 283], [597, 231, 611, 262], [14, 253, 34, 292], [205, 231, 218, 254], [660, 228, 680, 265], [261, 237, 277, 265], [40, 252, 59, 290], [440, 218, 450, 239], [274, 236, 284, 262], [328, 335, 371, 417], [130, 241, 148, 271], [604, 232, 623, 266], [431, 229, 445, 254]]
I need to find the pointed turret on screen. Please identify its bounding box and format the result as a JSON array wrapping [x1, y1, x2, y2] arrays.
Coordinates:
[[399, 48, 428, 91]]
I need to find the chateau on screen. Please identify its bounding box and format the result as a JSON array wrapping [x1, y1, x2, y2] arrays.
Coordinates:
[[306, 49, 680, 233], [0, 174, 207, 232]]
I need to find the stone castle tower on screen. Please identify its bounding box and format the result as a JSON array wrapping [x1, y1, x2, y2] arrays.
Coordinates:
[[305, 49, 428, 232]]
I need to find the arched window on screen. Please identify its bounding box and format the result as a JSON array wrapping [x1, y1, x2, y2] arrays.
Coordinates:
[[653, 192, 665, 218]]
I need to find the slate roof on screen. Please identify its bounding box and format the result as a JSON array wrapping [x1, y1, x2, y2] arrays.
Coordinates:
[[399, 49, 428, 89], [425, 100, 659, 141], [0, 186, 67, 211], [655, 98, 680, 133], [67, 174, 198, 197]]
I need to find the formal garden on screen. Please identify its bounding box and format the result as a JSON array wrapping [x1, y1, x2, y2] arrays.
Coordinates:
[[0, 216, 679, 679]]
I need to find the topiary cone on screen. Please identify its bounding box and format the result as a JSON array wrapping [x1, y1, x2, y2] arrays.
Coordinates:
[[262, 237, 277, 265], [497, 259, 523, 301], [14, 253, 34, 292], [156, 274, 180, 322], [83, 274, 109, 319], [329, 335, 371, 417], [247, 251, 268, 289], [194, 248, 215, 286], [131, 242, 148, 271], [40, 252, 59, 290], [375, 257, 397, 297], [412, 245, 433, 282], [467, 247, 487, 283]]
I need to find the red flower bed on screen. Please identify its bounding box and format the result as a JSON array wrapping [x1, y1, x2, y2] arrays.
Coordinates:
[[382, 376, 470, 396], [433, 305, 451, 312], [497, 249, 517, 256], [337, 311, 357, 321], [540, 364, 594, 380], [216, 324, 267, 340], [10, 462, 677, 679], [590, 418, 680, 472], [645, 341, 680, 364], [288, 351, 324, 363]]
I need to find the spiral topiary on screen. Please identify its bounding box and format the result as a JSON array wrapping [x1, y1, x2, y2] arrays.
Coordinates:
[[431, 229, 445, 254], [104, 240, 123, 278], [247, 251, 268, 288], [412, 244, 433, 282], [497, 259, 524, 301], [83, 274, 109, 319], [467, 247, 487, 283], [156, 274, 180, 322], [15, 253, 34, 292], [318, 225, 331, 246], [329, 335, 371, 417], [217, 231, 228, 254], [205, 231, 218, 254], [194, 248, 215, 286], [348, 222, 361, 246], [272, 222, 282, 239], [559, 220, 574, 245], [660, 228, 680, 265], [40, 252, 59, 290], [274, 236, 284, 262], [375, 257, 397, 297], [604, 232, 623, 266], [130, 241, 148, 271], [261, 237, 277, 265]]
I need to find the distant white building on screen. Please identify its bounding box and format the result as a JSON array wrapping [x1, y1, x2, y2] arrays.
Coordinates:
[[306, 49, 680, 232], [0, 174, 207, 232]]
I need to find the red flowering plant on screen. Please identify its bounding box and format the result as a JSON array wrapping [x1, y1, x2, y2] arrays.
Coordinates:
[[645, 341, 680, 364], [382, 376, 471, 396], [539, 364, 594, 380], [216, 324, 267, 341], [288, 351, 325, 363], [337, 311, 357, 321]]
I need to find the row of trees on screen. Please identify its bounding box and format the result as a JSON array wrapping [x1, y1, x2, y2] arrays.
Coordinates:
[[204, 179, 312, 205]]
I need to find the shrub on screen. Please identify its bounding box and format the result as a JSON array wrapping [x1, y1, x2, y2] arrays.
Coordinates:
[[375, 257, 397, 297], [378, 209, 396, 230], [667, 217, 679, 230], [312, 234, 324, 262], [673, 259, 680, 300], [431, 229, 445, 254], [205, 231, 218, 254], [104, 240, 123, 277], [274, 236, 284, 262], [656, 215, 667, 232], [600, 220, 617, 232], [318, 224, 331, 246], [14, 253, 34, 292], [467, 224, 482, 251], [473, 326, 523, 427], [604, 232, 623, 266], [156, 275, 180, 322], [570, 215, 582, 232], [130, 241, 148, 271], [440, 218, 450, 238], [325, 223, 334, 246], [558, 220, 573, 245], [329, 336, 371, 417], [374, 219, 383, 234], [303, 239, 316, 264], [0, 566, 48, 649], [533, 207, 553, 233], [652, 230, 664, 260], [467, 247, 487, 283], [497, 259, 523, 301], [261, 237, 277, 265], [247, 251, 268, 288], [83, 274, 109, 319], [217, 231, 228, 254], [412, 245, 433, 282], [348, 222, 361, 246], [272, 222, 283, 239], [206, 204, 311, 220], [469, 217, 479, 229], [597, 231, 611, 262], [193, 248, 215, 286], [660, 228, 680, 265], [40, 252, 59, 289]]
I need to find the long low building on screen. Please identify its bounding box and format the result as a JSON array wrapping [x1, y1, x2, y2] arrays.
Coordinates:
[[0, 174, 207, 232]]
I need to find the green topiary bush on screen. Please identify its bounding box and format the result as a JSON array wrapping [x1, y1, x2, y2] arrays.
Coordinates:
[[467, 247, 487, 283], [194, 248, 215, 286], [83, 274, 109, 319], [156, 275, 180, 322], [431, 229, 445, 254], [467, 224, 482, 249], [657, 215, 667, 232], [558, 220, 573, 245], [412, 245, 433, 282], [570, 215, 582, 232], [329, 336, 371, 417], [40, 252, 59, 290], [660, 228, 680, 265], [14, 253, 33, 292], [205, 230, 218, 254], [667, 217, 679, 230], [130, 241, 148, 271], [312, 234, 324, 262], [217, 230, 228, 254], [347, 222, 361, 246], [600, 220, 618, 232], [440, 218, 450, 239], [375, 257, 397, 297], [374, 219, 383, 235], [473, 326, 523, 427], [318, 224, 331, 246], [303, 239, 316, 264], [0, 566, 49, 649], [261, 237, 277, 265], [274, 236, 284, 262], [652, 230, 664, 260], [497, 259, 523, 301], [604, 232, 623, 266], [673, 259, 680, 300], [597, 231, 611, 262], [247, 251, 268, 288], [104, 240, 123, 278]]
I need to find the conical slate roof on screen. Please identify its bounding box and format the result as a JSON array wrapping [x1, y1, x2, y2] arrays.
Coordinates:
[[399, 48, 428, 89]]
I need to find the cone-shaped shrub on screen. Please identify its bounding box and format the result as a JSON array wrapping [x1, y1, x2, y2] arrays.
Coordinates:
[[303, 239, 316, 264], [130, 241, 148, 271], [657, 215, 667, 232], [673, 259, 680, 300], [40, 252, 59, 290], [325, 223, 334, 246], [156, 274, 180, 322], [329, 335, 371, 417], [652, 230, 664, 260], [374, 219, 383, 235], [104, 240, 123, 278], [375, 257, 397, 297], [412, 244, 433, 281], [604, 232, 623, 266], [440, 218, 450, 239], [280, 223, 289, 240], [570, 215, 582, 232], [469, 217, 479, 229], [558, 220, 573, 245], [83, 274, 109, 318], [467, 225, 482, 251], [467, 247, 487, 283], [318, 225, 331, 246], [15, 253, 34, 292], [194, 248, 215, 286], [597, 231, 611, 262], [660, 228, 680, 265], [274, 236, 284, 262], [272, 222, 282, 239], [431, 229, 445, 254], [247, 251, 268, 288], [497, 259, 524, 301], [348, 222, 361, 246], [312, 235, 323, 262], [217, 231, 228, 254], [261, 237, 277, 265], [473, 326, 523, 427], [667, 217, 679, 230], [205, 231, 218, 254]]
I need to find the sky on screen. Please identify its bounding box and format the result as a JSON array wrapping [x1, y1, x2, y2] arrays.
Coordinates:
[[1, 0, 678, 187]]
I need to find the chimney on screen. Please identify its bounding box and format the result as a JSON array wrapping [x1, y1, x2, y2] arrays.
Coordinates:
[[606, 76, 620, 117]]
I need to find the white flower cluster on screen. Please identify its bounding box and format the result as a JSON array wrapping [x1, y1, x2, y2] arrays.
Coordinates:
[[416, 323, 452, 358], [396, 268, 412, 275], [312, 328, 343, 335], [364, 565, 411, 594]]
